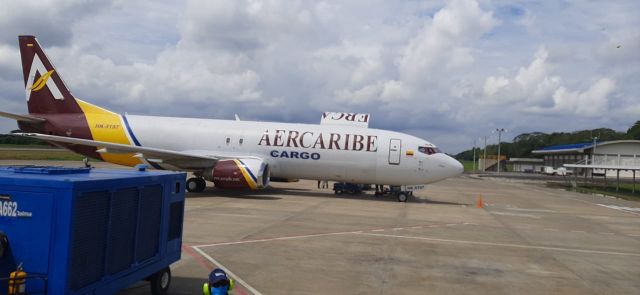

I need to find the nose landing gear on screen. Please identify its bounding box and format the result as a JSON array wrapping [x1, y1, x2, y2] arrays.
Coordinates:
[[396, 192, 408, 202], [394, 191, 413, 202], [374, 185, 413, 202], [390, 186, 413, 202], [186, 177, 206, 192]]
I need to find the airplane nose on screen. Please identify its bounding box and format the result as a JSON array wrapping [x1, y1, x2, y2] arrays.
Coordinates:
[[437, 154, 463, 179], [448, 155, 464, 177]]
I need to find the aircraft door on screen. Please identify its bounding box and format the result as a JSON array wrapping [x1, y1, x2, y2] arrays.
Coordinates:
[[388, 138, 401, 165]]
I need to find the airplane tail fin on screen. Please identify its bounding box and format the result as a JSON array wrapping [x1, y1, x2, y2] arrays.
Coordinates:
[[19, 35, 84, 115]]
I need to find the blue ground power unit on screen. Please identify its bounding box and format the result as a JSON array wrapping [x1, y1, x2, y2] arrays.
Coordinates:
[[0, 166, 186, 295]]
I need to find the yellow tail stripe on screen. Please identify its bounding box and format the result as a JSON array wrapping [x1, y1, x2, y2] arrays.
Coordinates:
[[76, 99, 142, 167], [234, 160, 258, 189]]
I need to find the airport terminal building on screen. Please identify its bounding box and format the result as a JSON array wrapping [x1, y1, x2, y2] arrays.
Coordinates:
[[532, 140, 640, 177], [508, 158, 544, 173]]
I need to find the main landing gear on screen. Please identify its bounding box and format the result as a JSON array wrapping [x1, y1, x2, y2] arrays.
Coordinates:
[[186, 177, 206, 192]]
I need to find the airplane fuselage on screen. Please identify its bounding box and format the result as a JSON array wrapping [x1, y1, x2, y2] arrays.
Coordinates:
[[121, 115, 461, 185]]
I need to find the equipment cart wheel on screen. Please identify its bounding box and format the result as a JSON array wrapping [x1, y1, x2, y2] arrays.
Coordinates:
[[334, 189, 343, 195], [397, 192, 408, 202], [150, 267, 171, 295]]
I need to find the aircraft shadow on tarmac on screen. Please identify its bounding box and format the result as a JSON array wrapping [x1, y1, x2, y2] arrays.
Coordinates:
[[185, 189, 282, 200], [187, 187, 468, 206], [277, 187, 469, 205]]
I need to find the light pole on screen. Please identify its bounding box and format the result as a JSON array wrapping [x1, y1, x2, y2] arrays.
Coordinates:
[[494, 128, 506, 173], [592, 136, 598, 164], [472, 139, 477, 171], [482, 135, 487, 172]]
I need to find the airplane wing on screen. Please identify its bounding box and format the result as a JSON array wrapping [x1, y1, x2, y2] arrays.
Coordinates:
[[0, 111, 46, 123], [13, 133, 250, 170]]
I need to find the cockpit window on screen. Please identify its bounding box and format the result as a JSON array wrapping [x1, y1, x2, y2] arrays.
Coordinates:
[[418, 146, 441, 155]]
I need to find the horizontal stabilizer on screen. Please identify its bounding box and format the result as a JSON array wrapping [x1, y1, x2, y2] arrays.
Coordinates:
[[0, 111, 45, 123]]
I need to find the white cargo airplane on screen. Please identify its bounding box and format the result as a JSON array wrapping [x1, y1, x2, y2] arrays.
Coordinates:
[[1, 36, 462, 201]]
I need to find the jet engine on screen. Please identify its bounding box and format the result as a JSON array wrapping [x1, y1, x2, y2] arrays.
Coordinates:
[[203, 158, 270, 189]]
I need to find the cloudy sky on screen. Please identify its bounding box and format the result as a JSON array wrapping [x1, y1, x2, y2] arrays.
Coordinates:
[[0, 0, 638, 153]]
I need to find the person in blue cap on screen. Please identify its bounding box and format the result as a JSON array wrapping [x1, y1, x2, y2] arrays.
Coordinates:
[[203, 268, 235, 295]]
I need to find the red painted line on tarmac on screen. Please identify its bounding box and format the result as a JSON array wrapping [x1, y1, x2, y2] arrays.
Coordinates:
[[182, 244, 214, 270], [234, 286, 250, 295]]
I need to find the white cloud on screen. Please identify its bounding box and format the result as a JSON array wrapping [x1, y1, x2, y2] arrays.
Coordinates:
[[551, 78, 616, 116], [381, 80, 411, 102], [334, 79, 413, 106], [482, 47, 560, 104], [0, 0, 108, 46], [398, 0, 498, 81], [482, 46, 617, 118], [332, 0, 498, 108], [483, 76, 509, 97], [0, 45, 21, 79], [622, 105, 640, 117], [0, 0, 639, 153]]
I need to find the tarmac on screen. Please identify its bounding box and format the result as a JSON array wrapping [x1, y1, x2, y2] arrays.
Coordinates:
[[2, 161, 639, 294]]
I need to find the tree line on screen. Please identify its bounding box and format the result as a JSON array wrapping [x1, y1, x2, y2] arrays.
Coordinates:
[[455, 121, 640, 161], [0, 130, 51, 145]]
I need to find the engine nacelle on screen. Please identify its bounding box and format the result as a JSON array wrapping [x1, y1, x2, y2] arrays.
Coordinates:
[[204, 159, 270, 189]]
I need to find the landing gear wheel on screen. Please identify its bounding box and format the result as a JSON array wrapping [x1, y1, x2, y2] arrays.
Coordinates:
[[150, 267, 171, 295], [397, 192, 408, 202], [187, 177, 206, 192], [196, 178, 206, 191]]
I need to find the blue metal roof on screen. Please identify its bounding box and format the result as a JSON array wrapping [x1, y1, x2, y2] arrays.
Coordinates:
[[538, 142, 593, 151]]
